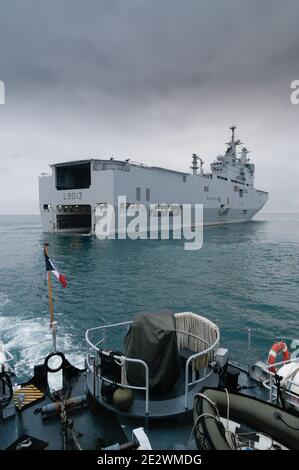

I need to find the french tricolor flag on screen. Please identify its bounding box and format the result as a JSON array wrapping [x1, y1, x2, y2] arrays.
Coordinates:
[[44, 251, 67, 288]]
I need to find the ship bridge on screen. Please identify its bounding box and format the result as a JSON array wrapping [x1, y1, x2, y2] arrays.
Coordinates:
[[210, 126, 255, 187]]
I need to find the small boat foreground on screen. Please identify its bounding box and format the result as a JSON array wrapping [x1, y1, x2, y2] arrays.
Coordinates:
[[193, 388, 299, 450], [1, 310, 299, 450]]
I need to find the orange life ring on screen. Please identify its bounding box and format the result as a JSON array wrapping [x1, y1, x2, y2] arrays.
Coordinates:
[[267, 341, 290, 373]]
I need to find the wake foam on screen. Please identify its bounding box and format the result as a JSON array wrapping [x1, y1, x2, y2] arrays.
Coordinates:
[[0, 313, 85, 383]]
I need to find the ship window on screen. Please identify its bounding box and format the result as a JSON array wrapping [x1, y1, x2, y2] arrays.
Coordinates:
[[136, 187, 141, 201], [242, 209, 247, 214], [43, 204, 50, 211], [204, 186, 209, 192], [239, 189, 244, 198], [146, 188, 150, 201], [183, 175, 186, 183], [56, 162, 91, 190]]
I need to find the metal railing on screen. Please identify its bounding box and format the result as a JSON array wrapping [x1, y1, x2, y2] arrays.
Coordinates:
[[257, 357, 299, 406], [213, 318, 299, 369], [85, 321, 220, 416], [86, 321, 150, 414], [243, 327, 299, 406], [246, 328, 299, 354], [184, 333, 220, 409]]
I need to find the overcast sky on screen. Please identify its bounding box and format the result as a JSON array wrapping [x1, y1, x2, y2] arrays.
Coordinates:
[[0, 0, 298, 214]]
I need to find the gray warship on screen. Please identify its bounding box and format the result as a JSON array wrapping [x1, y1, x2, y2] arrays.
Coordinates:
[[38, 127, 268, 235]]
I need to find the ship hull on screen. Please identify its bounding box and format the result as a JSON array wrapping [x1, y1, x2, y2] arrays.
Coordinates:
[[39, 159, 268, 235], [39, 204, 267, 235]]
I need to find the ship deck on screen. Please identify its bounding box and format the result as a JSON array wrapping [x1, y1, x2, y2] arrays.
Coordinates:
[[0, 365, 270, 451], [114, 365, 270, 450], [0, 370, 127, 451]]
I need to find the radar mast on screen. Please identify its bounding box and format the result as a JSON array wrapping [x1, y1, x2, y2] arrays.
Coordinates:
[[225, 125, 242, 162]]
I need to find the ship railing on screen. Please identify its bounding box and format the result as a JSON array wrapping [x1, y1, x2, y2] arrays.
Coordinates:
[[85, 321, 220, 416], [246, 328, 299, 354], [212, 319, 299, 370], [258, 357, 299, 406], [182, 331, 220, 410], [85, 321, 150, 414]]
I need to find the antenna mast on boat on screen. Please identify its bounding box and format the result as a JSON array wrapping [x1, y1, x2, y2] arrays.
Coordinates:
[[230, 125, 236, 143]]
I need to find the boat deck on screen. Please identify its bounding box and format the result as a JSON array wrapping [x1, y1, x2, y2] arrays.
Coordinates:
[[115, 365, 271, 450], [0, 364, 271, 451], [0, 370, 127, 451]]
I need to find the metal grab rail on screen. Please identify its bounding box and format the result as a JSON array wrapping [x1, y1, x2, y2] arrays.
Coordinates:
[[176, 329, 209, 346], [86, 352, 150, 414], [184, 332, 220, 410], [85, 322, 211, 350], [86, 322, 150, 414]]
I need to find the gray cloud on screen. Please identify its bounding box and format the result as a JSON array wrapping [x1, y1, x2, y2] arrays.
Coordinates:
[[0, 0, 298, 213]]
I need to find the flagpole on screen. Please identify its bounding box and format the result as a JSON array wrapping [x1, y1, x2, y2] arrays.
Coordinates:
[[44, 243, 57, 352]]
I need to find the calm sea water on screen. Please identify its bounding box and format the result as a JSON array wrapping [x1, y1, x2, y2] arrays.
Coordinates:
[[0, 213, 298, 380]]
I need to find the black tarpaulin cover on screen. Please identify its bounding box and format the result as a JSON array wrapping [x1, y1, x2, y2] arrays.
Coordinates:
[[124, 310, 180, 394]]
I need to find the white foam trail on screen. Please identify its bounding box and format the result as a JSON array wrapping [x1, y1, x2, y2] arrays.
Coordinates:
[[0, 314, 85, 382]]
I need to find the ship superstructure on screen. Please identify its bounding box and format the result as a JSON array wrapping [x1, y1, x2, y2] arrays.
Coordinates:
[[39, 127, 268, 234]]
